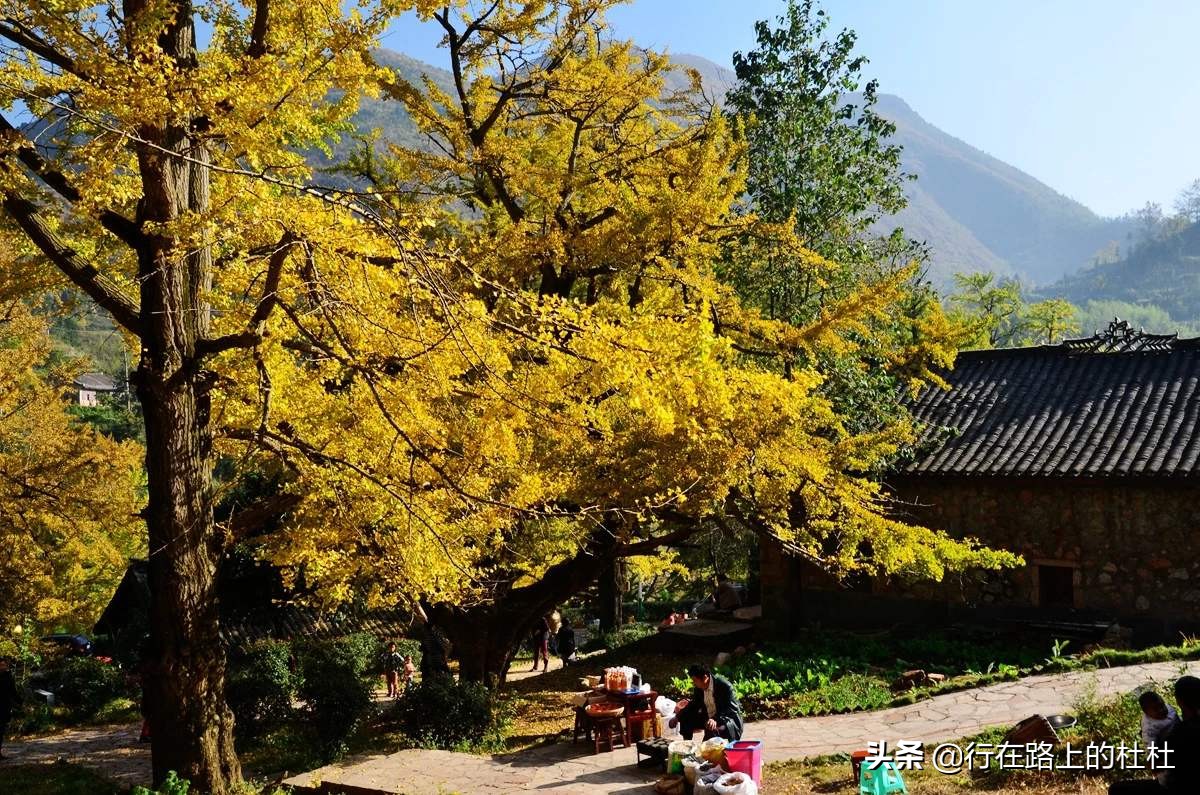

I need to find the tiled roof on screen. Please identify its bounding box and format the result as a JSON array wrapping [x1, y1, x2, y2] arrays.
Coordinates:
[[75, 372, 118, 391], [902, 322, 1200, 478], [221, 605, 414, 648]]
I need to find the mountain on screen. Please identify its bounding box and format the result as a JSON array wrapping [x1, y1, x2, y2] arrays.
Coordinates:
[[342, 50, 1131, 287], [1053, 220, 1200, 330], [870, 95, 1133, 285]]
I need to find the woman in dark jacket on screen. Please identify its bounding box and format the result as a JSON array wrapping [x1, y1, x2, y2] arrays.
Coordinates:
[[670, 664, 743, 741], [556, 621, 577, 666]]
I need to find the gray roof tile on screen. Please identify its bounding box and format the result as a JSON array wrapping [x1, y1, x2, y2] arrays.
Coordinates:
[[903, 324, 1200, 478]]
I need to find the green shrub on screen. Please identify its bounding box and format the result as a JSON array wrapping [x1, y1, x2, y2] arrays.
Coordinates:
[[337, 632, 381, 675], [580, 622, 656, 653], [92, 696, 140, 724], [131, 770, 190, 795], [12, 699, 55, 735], [226, 640, 299, 740], [295, 637, 375, 760], [789, 673, 893, 715], [1073, 682, 1158, 745], [396, 678, 508, 751], [52, 656, 128, 716]]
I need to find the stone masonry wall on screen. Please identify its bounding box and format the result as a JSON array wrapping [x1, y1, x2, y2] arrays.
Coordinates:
[[883, 476, 1200, 621]]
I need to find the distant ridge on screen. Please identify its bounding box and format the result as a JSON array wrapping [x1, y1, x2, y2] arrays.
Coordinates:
[[345, 49, 1132, 286]]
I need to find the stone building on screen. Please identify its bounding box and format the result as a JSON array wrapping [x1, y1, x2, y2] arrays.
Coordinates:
[[762, 320, 1200, 640]]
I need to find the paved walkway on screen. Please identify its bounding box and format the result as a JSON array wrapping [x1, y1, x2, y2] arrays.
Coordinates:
[[3, 660, 1196, 794], [0, 722, 149, 788], [286, 660, 1200, 794]]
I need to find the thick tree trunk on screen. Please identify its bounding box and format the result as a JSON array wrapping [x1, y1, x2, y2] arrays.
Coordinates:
[[597, 559, 624, 630], [127, 3, 241, 790], [138, 373, 239, 791], [433, 524, 626, 687]]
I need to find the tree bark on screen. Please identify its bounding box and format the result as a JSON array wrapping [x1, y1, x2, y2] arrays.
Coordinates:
[[127, 2, 241, 790], [597, 558, 624, 631], [432, 523, 630, 687]]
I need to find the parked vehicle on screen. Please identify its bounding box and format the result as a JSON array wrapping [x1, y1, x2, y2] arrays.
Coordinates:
[[39, 634, 94, 656]]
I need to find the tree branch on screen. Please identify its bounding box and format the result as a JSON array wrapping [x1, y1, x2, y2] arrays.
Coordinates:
[[223, 491, 302, 541], [2, 193, 143, 336], [0, 20, 82, 77], [0, 114, 142, 247], [247, 0, 270, 57], [195, 231, 298, 356]]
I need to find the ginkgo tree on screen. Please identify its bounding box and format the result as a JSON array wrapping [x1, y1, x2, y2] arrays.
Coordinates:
[[0, 301, 144, 650], [277, 1, 1016, 683], [0, 0, 1014, 791]]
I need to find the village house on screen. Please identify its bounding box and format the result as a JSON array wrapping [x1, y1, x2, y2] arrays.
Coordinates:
[[762, 320, 1200, 642], [74, 371, 118, 407]]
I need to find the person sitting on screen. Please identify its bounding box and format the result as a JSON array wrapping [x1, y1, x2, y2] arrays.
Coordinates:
[[556, 621, 577, 666], [715, 575, 743, 611], [669, 664, 743, 741], [1110, 675, 1200, 793], [1141, 690, 1179, 749]]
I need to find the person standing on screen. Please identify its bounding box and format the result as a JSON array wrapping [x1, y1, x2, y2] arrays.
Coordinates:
[[556, 620, 577, 667], [401, 654, 416, 693], [530, 615, 551, 672], [0, 657, 20, 759], [381, 642, 403, 699], [548, 610, 562, 657]]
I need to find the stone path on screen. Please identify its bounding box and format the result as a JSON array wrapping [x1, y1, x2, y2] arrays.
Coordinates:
[[0, 721, 149, 788], [4, 660, 1197, 794], [286, 660, 1200, 794]]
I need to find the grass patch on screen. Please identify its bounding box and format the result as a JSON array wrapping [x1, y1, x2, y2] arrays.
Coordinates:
[[0, 762, 120, 795]]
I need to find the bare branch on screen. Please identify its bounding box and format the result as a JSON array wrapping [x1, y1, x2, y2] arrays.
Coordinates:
[[2, 193, 142, 336]]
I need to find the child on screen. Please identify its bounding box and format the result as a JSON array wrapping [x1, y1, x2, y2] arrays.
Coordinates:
[[1139, 690, 1179, 749], [402, 654, 416, 692]]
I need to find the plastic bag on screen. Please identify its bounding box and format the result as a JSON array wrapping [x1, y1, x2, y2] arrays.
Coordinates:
[[667, 740, 696, 774], [655, 696, 677, 716], [699, 736, 728, 763], [713, 771, 759, 795], [654, 775, 686, 795], [682, 757, 704, 785]]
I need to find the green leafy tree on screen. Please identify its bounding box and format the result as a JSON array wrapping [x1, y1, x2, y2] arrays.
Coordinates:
[[1023, 298, 1079, 345], [1174, 178, 1200, 223], [948, 272, 1080, 348], [948, 272, 1025, 347], [721, 0, 950, 444], [725, 0, 917, 324]]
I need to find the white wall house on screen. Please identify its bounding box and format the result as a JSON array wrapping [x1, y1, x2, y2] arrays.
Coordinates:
[[74, 372, 118, 407]]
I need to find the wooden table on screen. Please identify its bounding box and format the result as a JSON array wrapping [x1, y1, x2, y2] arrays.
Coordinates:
[[602, 688, 658, 745]]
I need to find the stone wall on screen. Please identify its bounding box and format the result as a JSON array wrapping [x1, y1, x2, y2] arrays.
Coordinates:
[[888, 476, 1200, 620], [760, 476, 1200, 636]]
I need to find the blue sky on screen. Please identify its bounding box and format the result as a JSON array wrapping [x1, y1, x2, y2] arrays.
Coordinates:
[[381, 1, 1200, 218]]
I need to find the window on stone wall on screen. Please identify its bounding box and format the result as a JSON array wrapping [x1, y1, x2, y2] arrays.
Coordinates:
[[1038, 564, 1076, 609]]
